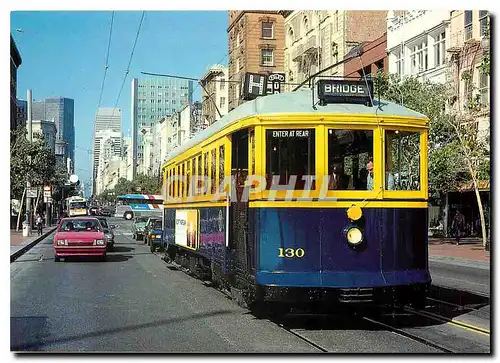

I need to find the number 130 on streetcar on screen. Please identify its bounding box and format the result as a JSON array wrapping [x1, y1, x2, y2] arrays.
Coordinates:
[[161, 78, 430, 309]]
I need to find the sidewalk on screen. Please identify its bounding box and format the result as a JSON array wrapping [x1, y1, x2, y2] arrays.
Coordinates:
[[10, 226, 57, 261], [428, 237, 490, 267]]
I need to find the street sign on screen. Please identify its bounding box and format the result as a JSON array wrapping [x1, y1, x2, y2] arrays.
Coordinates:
[[27, 188, 37, 198]]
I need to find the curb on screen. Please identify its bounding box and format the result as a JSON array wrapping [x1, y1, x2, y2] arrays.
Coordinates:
[[10, 227, 57, 263], [429, 255, 490, 270]]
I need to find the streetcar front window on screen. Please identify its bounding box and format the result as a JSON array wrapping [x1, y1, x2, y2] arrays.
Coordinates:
[[385, 130, 421, 191], [266, 129, 316, 190], [328, 129, 373, 190]]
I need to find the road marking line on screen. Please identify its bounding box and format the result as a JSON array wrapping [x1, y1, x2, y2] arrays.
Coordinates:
[[405, 307, 490, 335]]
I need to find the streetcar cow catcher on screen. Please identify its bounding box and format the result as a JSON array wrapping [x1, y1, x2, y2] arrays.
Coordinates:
[[161, 78, 430, 310]]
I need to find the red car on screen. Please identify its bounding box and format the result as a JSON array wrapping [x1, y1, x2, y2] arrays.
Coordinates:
[[53, 217, 107, 262]]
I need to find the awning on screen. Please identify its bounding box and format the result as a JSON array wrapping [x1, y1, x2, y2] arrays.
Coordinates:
[[457, 180, 490, 192]]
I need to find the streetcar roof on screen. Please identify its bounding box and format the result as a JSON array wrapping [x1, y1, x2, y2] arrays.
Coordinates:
[[165, 88, 428, 163]]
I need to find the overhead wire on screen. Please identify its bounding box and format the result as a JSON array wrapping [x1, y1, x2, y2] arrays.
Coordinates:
[[111, 11, 146, 120]]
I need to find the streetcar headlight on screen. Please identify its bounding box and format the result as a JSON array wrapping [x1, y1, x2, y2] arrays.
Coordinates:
[[94, 239, 106, 246], [346, 227, 363, 246], [56, 239, 67, 246], [154, 235, 161, 239]]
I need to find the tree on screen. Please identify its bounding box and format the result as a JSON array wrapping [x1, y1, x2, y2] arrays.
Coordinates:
[[10, 128, 58, 200], [374, 69, 491, 249]]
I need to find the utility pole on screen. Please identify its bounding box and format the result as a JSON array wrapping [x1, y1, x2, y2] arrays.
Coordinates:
[[23, 89, 33, 236]]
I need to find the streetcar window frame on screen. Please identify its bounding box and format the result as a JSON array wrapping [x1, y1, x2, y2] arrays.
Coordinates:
[[327, 129, 374, 191], [383, 129, 424, 193], [265, 128, 316, 190]]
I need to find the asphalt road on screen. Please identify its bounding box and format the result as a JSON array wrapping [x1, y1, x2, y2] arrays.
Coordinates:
[[429, 259, 490, 297], [10, 218, 489, 353]]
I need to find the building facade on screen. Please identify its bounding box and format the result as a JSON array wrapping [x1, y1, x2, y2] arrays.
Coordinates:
[[200, 64, 229, 126], [10, 35, 22, 135], [120, 136, 134, 181], [32, 97, 75, 161], [283, 11, 388, 91], [131, 76, 194, 178], [93, 129, 122, 195], [387, 10, 450, 84], [32, 120, 57, 152], [92, 107, 122, 193], [227, 11, 286, 111], [447, 10, 490, 136], [16, 99, 27, 129], [344, 33, 388, 78]]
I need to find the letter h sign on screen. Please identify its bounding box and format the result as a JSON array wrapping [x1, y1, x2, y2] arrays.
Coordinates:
[[242, 72, 268, 100]]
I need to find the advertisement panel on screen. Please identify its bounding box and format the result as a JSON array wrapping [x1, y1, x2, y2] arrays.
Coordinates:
[[175, 209, 199, 250]]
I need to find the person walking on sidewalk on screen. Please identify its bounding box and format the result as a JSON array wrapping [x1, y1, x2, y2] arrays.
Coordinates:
[[452, 210, 465, 246], [36, 213, 43, 236]]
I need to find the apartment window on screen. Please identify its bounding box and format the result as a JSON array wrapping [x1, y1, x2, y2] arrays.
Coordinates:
[[396, 49, 404, 76], [479, 72, 489, 105], [335, 11, 340, 32], [236, 58, 240, 72], [261, 49, 274, 66], [220, 97, 226, 108], [303, 17, 309, 34], [434, 32, 446, 67], [236, 32, 240, 47], [235, 83, 240, 100], [411, 41, 428, 74], [464, 10, 473, 41], [220, 79, 225, 90], [332, 43, 339, 64], [262, 21, 273, 39], [480, 11, 489, 37]]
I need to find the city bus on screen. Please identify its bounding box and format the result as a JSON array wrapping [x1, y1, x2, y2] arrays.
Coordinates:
[[114, 194, 164, 220], [66, 196, 88, 217]]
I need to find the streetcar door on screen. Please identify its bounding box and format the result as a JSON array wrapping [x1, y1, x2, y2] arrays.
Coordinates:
[[228, 129, 253, 278]]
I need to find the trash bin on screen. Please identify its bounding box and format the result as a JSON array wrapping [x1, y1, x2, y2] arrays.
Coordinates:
[[22, 222, 30, 237]]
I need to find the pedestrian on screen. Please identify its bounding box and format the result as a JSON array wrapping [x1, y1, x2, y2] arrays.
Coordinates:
[[451, 210, 465, 245], [36, 213, 43, 236]]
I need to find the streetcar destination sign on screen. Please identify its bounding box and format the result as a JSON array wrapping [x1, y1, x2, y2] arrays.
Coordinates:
[[317, 79, 374, 106]]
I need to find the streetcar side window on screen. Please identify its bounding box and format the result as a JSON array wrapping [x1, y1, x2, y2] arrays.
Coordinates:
[[266, 129, 316, 190], [328, 129, 373, 191], [186, 160, 191, 197], [211, 149, 217, 194], [203, 152, 208, 195], [385, 130, 421, 191]]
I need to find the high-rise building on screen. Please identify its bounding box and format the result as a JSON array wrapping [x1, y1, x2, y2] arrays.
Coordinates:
[[92, 107, 122, 194], [94, 129, 122, 195], [200, 65, 229, 126], [227, 11, 286, 111], [131, 76, 193, 178], [32, 97, 75, 161]]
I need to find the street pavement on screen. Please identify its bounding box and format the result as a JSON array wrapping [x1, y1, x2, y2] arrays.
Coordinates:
[[10, 218, 490, 353]]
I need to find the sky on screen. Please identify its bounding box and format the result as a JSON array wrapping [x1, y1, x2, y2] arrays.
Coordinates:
[[10, 10, 229, 196]]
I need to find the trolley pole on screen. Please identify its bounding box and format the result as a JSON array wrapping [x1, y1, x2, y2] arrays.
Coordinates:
[[23, 89, 33, 236]]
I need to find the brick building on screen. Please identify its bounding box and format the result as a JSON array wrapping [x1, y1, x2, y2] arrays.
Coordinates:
[[227, 11, 285, 111], [344, 33, 387, 78]]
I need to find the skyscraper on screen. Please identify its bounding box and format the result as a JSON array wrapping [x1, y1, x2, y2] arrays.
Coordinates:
[[92, 107, 122, 195], [131, 76, 193, 178], [32, 97, 75, 161]]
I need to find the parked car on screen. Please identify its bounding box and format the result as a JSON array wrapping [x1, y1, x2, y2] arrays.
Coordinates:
[[146, 219, 164, 252], [143, 217, 161, 245], [53, 217, 107, 262], [100, 206, 115, 217], [132, 216, 149, 241], [96, 216, 116, 251]]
